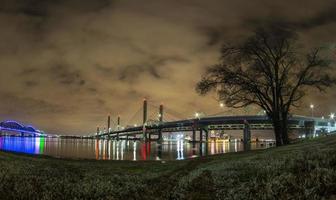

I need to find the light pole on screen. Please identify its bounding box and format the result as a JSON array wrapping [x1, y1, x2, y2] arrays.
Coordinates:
[[310, 104, 314, 118]]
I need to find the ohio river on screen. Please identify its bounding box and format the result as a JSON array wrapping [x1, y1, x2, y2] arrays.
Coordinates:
[[0, 136, 274, 161]]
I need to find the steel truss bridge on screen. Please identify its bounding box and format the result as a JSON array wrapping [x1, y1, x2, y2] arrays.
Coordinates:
[[0, 120, 44, 136]]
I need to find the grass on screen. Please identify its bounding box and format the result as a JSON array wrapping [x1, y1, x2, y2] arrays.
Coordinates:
[[1, 136, 336, 199]]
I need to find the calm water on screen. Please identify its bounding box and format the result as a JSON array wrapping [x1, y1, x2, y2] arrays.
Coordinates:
[[0, 136, 274, 161]]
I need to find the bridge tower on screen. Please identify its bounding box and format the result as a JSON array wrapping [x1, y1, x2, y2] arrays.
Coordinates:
[[158, 104, 164, 141], [107, 115, 111, 138], [96, 126, 100, 138], [117, 116, 120, 130], [143, 99, 148, 141]]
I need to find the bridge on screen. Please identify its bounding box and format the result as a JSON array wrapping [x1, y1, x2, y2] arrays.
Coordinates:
[[0, 120, 44, 136], [94, 99, 336, 142]]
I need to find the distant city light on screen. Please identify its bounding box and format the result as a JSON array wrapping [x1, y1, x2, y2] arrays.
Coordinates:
[[219, 103, 224, 108], [134, 124, 137, 127], [310, 104, 314, 109], [330, 113, 335, 119]]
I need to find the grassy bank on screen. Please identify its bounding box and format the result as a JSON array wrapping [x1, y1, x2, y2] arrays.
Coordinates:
[[0, 136, 336, 200]]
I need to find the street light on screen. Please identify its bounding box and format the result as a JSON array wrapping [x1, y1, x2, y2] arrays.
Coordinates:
[[310, 104, 314, 117], [330, 113, 335, 120], [195, 112, 200, 118], [219, 102, 224, 108]]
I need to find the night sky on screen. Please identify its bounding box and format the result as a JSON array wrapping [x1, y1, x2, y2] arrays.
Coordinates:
[[0, 0, 335, 135]]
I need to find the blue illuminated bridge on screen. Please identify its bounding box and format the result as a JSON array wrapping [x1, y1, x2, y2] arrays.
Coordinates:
[[0, 121, 44, 136]]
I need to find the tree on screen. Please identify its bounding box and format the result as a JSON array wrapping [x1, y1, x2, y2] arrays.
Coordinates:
[[196, 26, 336, 146]]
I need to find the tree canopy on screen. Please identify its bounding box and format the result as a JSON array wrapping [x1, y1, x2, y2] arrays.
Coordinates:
[[196, 26, 336, 145]]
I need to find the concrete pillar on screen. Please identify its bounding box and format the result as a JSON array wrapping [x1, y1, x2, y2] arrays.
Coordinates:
[[159, 104, 163, 122], [117, 116, 121, 130], [143, 99, 147, 125], [192, 129, 196, 142], [107, 115, 111, 133], [143, 99, 148, 141], [192, 119, 197, 142], [96, 126, 100, 138], [158, 104, 163, 141], [204, 129, 209, 142], [199, 129, 203, 142]]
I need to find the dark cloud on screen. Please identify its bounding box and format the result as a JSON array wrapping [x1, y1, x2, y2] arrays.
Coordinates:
[[296, 4, 336, 29], [49, 64, 85, 86], [24, 80, 39, 87], [0, 0, 335, 134]]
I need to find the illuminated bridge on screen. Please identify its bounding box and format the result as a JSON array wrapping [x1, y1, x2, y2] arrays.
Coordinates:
[[0, 121, 44, 136], [94, 99, 336, 142]]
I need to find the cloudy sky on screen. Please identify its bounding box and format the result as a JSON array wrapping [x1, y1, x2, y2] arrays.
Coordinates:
[[0, 0, 335, 135]]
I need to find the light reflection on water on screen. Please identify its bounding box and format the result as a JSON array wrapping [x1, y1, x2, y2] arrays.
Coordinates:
[[0, 136, 274, 161]]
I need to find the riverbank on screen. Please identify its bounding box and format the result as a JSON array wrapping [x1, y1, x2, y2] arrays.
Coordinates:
[[0, 136, 336, 199]]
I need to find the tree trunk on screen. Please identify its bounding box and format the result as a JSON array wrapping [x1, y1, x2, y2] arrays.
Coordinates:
[[281, 112, 289, 145], [272, 117, 283, 146]]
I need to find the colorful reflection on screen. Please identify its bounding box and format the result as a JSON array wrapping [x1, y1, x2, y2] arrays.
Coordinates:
[[0, 136, 46, 154], [0, 136, 274, 161]]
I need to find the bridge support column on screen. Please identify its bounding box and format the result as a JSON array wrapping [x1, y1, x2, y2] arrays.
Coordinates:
[[204, 129, 208, 142], [243, 120, 251, 151], [199, 129, 203, 142], [96, 126, 100, 139], [192, 129, 196, 142]]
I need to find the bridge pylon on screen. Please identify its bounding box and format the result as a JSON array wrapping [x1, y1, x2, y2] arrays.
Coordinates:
[[158, 104, 164, 142], [142, 99, 148, 141], [107, 115, 111, 138]]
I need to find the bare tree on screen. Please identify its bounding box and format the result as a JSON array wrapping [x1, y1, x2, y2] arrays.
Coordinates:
[[196, 26, 336, 146]]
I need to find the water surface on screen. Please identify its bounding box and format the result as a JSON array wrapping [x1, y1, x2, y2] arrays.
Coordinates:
[[0, 136, 274, 161]]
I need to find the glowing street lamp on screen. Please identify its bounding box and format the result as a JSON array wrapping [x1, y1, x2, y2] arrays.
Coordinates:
[[219, 102, 224, 108], [195, 112, 200, 118], [330, 113, 335, 120], [310, 104, 314, 117]]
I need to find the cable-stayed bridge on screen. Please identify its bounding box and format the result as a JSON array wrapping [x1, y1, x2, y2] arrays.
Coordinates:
[[94, 99, 336, 142]]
